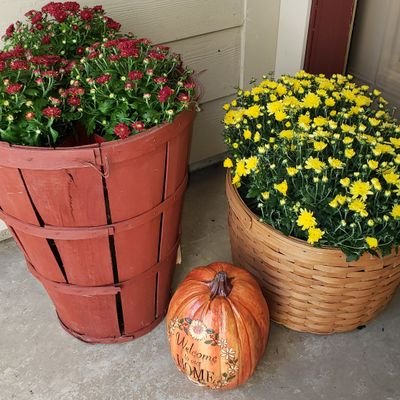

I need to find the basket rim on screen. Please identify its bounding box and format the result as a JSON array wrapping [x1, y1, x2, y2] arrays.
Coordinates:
[[225, 171, 397, 263]]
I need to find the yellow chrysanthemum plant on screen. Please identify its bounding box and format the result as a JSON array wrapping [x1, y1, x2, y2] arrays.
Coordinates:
[[223, 71, 400, 261]]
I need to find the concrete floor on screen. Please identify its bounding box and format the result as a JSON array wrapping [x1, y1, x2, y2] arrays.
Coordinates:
[[0, 165, 399, 400]]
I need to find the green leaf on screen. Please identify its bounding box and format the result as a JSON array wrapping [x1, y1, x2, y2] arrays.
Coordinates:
[[24, 89, 39, 97], [98, 100, 114, 114]]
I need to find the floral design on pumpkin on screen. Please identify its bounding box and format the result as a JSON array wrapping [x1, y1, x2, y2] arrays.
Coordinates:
[[168, 317, 239, 389]]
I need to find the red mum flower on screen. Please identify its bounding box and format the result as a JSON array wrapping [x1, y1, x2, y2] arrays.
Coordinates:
[[124, 83, 133, 90], [42, 106, 62, 118], [10, 60, 29, 70], [5, 83, 23, 94], [54, 10, 68, 22], [49, 97, 61, 105], [42, 70, 59, 78], [35, 23, 44, 30], [0, 61, 5, 72], [184, 82, 196, 90], [31, 55, 61, 66], [148, 50, 166, 61], [131, 121, 145, 132], [128, 71, 143, 81], [5, 24, 14, 37], [96, 74, 111, 85], [66, 87, 84, 96], [25, 10, 36, 17], [25, 112, 35, 121], [114, 123, 130, 139], [80, 9, 93, 20], [104, 17, 121, 31], [153, 76, 167, 84], [109, 54, 121, 62], [157, 86, 174, 103], [178, 93, 190, 102], [87, 51, 99, 59], [63, 2, 80, 12], [67, 96, 81, 106], [92, 5, 103, 13], [31, 12, 43, 24], [42, 35, 51, 45]]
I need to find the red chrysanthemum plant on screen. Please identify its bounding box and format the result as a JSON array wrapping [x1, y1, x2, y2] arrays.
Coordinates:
[[0, 1, 122, 146]]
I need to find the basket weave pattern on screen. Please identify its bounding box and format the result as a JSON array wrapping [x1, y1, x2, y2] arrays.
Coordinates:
[[226, 173, 400, 334]]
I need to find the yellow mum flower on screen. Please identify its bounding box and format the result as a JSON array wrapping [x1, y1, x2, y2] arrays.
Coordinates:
[[244, 105, 262, 119], [368, 117, 381, 127], [350, 180, 373, 200], [313, 116, 327, 126], [303, 92, 320, 108], [305, 156, 326, 173], [253, 131, 261, 142], [261, 191, 270, 200], [235, 160, 247, 177], [279, 130, 294, 140], [371, 178, 382, 191], [389, 137, 400, 148], [224, 110, 243, 125], [275, 110, 287, 121], [325, 97, 335, 107], [286, 167, 298, 176], [373, 89, 381, 96], [340, 177, 351, 187], [313, 141, 327, 151], [232, 174, 240, 186], [328, 157, 344, 169], [373, 143, 394, 156], [391, 204, 400, 218], [365, 236, 378, 249], [343, 136, 354, 145], [368, 160, 379, 170], [329, 194, 347, 208], [274, 180, 288, 196], [307, 227, 325, 244], [355, 95, 372, 107], [342, 89, 356, 101], [223, 158, 233, 168], [383, 170, 400, 185], [245, 156, 258, 172], [243, 129, 252, 140], [231, 99, 237, 106], [345, 148, 356, 159], [348, 199, 368, 217], [297, 208, 317, 230], [223, 103, 230, 111], [298, 114, 311, 126], [276, 83, 287, 96], [267, 101, 283, 114]]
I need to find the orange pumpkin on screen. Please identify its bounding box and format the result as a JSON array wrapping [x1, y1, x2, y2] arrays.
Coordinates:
[[166, 262, 270, 390]]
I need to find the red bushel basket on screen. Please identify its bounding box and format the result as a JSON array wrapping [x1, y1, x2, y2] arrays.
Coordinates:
[[0, 110, 195, 343]]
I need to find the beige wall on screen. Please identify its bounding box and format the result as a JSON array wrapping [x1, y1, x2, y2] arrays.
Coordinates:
[[348, 0, 400, 108]]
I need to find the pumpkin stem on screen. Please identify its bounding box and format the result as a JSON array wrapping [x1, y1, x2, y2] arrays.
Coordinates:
[[208, 271, 233, 299]]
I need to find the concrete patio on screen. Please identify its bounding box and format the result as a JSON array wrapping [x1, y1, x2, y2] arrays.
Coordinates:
[[0, 165, 399, 400]]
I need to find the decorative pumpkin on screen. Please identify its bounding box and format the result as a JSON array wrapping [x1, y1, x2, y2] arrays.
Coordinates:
[[166, 262, 270, 390]]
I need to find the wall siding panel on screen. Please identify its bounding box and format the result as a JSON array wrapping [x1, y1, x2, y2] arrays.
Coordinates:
[[166, 28, 241, 104]]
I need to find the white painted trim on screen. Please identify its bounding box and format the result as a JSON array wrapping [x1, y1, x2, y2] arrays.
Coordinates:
[[274, 0, 312, 77]]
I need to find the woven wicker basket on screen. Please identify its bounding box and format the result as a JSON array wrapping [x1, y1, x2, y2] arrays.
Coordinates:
[[226, 173, 400, 334]]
